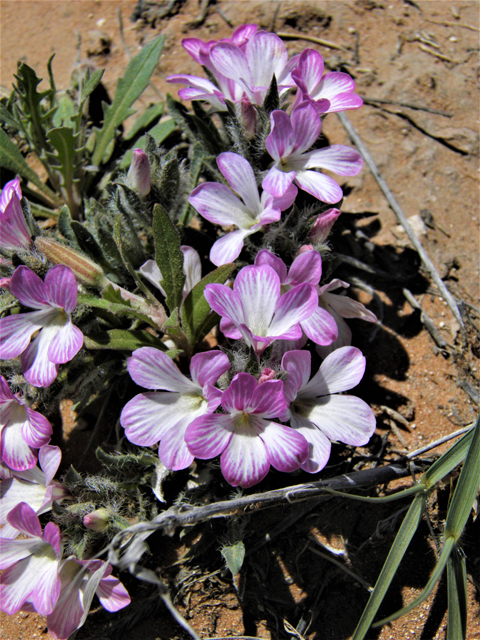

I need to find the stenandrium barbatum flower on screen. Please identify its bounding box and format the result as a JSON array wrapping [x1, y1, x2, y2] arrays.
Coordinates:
[[126, 148, 151, 198], [0, 265, 84, 387], [204, 264, 318, 356], [281, 347, 376, 473], [186, 373, 308, 488], [189, 152, 297, 266], [0, 178, 32, 253], [262, 101, 363, 204], [120, 348, 230, 470], [0, 375, 53, 471], [0, 502, 62, 615]]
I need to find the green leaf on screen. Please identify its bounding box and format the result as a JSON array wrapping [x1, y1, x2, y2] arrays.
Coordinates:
[[81, 68, 105, 102], [77, 290, 154, 326], [47, 126, 80, 191], [221, 542, 245, 576], [444, 414, 480, 540], [92, 35, 164, 166], [178, 141, 210, 226], [57, 205, 80, 247], [71, 220, 105, 263], [120, 118, 176, 169], [181, 263, 235, 344], [0, 128, 62, 206], [424, 426, 475, 487], [0, 103, 21, 130], [152, 204, 185, 313], [162, 308, 188, 347], [125, 102, 165, 141], [52, 95, 76, 128], [84, 329, 165, 351], [351, 493, 425, 640], [262, 74, 279, 113], [14, 62, 53, 151], [447, 550, 467, 640]]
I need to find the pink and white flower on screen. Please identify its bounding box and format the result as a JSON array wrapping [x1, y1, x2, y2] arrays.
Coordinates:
[[0, 502, 62, 615], [309, 208, 342, 243], [140, 245, 202, 300], [292, 49, 363, 115], [167, 27, 299, 109], [120, 348, 230, 470], [281, 347, 376, 473], [0, 178, 32, 253], [44, 558, 130, 640], [254, 249, 338, 346], [189, 153, 297, 265], [0, 445, 66, 538], [0, 265, 84, 387], [186, 373, 308, 487], [262, 101, 363, 203], [316, 278, 378, 357], [205, 264, 318, 356], [0, 375, 52, 471]]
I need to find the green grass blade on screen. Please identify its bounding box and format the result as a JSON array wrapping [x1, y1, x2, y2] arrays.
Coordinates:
[[351, 492, 425, 640], [318, 485, 424, 504], [373, 536, 455, 627], [424, 426, 475, 487], [444, 414, 480, 539], [446, 550, 467, 640], [91, 36, 164, 166]]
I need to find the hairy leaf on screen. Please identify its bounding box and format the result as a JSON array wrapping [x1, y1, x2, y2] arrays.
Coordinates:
[[84, 329, 164, 351], [120, 118, 176, 169], [152, 204, 185, 313], [92, 35, 164, 166]]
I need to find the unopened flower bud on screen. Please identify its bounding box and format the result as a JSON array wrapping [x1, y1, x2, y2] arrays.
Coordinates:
[[258, 368, 276, 384], [83, 508, 110, 532], [309, 208, 341, 243], [127, 149, 151, 198], [297, 244, 314, 255], [240, 98, 257, 138], [35, 237, 107, 288]]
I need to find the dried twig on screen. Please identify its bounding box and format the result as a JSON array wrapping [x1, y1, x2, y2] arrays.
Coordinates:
[[403, 288, 450, 351], [418, 44, 457, 63], [457, 379, 480, 406], [426, 19, 480, 32], [336, 111, 466, 334], [362, 97, 452, 117], [276, 31, 349, 52]]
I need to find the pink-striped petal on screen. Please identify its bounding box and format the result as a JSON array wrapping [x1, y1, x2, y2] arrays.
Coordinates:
[[281, 350, 312, 402], [38, 445, 62, 486], [210, 228, 253, 266], [325, 292, 378, 322], [260, 421, 309, 471], [300, 305, 339, 346], [294, 170, 343, 204], [245, 31, 288, 89], [305, 394, 376, 446], [290, 413, 332, 473], [262, 165, 296, 197], [217, 152, 261, 212], [269, 284, 317, 337], [47, 321, 83, 364], [180, 246, 202, 293], [190, 351, 230, 389], [44, 266, 78, 312], [0, 310, 51, 359], [204, 284, 245, 327], [21, 329, 60, 388], [287, 250, 322, 286], [256, 207, 281, 226], [234, 265, 280, 335], [303, 145, 363, 176], [296, 49, 325, 92], [6, 502, 42, 537], [316, 312, 352, 359], [189, 183, 251, 227], [254, 250, 288, 282], [250, 379, 287, 418], [265, 110, 294, 161], [96, 573, 131, 612], [127, 347, 197, 392], [221, 425, 269, 488], [158, 423, 195, 470], [9, 266, 50, 309], [185, 414, 234, 459], [24, 409, 52, 448], [302, 346, 366, 397], [221, 373, 258, 414], [291, 101, 321, 155], [265, 182, 298, 211]]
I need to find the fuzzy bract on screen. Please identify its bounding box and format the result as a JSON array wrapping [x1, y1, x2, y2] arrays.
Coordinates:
[[189, 153, 297, 265], [205, 264, 318, 356], [0, 375, 53, 471], [186, 373, 309, 488], [281, 347, 376, 473], [262, 101, 363, 204], [0, 178, 32, 252], [120, 348, 230, 470], [0, 266, 84, 387]]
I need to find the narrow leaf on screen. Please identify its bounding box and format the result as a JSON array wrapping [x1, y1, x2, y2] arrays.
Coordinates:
[[152, 204, 185, 313], [351, 493, 425, 640], [92, 35, 164, 166], [181, 263, 235, 344], [424, 426, 475, 487], [84, 329, 165, 351], [0, 103, 21, 130], [446, 550, 467, 640], [47, 126, 80, 192], [221, 542, 245, 576], [125, 102, 165, 140], [81, 68, 105, 102], [178, 141, 210, 226]]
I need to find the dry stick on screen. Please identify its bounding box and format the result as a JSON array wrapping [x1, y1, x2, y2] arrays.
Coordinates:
[[426, 18, 480, 32], [336, 111, 466, 334], [362, 97, 452, 117], [418, 43, 457, 63], [402, 288, 450, 351], [276, 31, 349, 52]]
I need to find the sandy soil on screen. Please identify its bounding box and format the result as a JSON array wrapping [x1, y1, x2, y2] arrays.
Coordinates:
[[0, 1, 479, 639]]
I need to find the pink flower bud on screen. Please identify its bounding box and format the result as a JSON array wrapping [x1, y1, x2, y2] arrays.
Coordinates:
[[309, 208, 341, 243], [0, 276, 11, 290], [258, 368, 276, 384], [297, 244, 314, 255], [35, 237, 107, 288], [127, 149, 151, 198], [240, 98, 257, 138], [83, 508, 110, 532]]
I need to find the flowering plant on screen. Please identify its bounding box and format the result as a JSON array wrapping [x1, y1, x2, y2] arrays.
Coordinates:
[[1, 17, 475, 640]]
